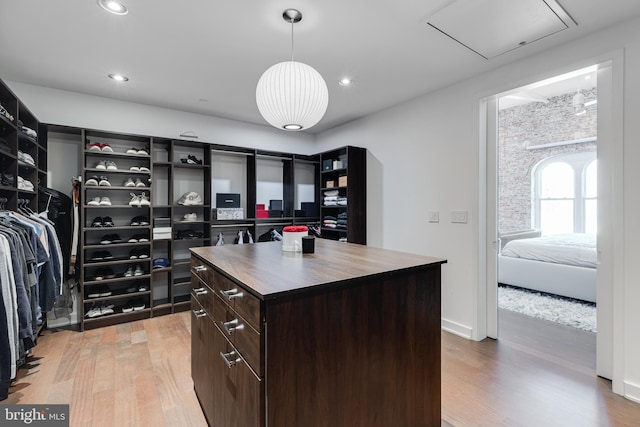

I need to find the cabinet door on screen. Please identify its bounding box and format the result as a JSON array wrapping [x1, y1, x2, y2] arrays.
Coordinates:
[[191, 298, 214, 423], [214, 325, 262, 427]]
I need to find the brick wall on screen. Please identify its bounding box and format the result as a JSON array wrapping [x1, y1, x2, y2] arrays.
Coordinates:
[[498, 88, 597, 234]]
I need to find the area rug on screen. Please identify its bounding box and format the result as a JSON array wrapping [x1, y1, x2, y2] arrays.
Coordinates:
[[498, 284, 596, 333]]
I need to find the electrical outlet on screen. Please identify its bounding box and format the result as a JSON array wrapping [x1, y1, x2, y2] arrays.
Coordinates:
[[451, 210, 468, 223], [428, 211, 439, 223]]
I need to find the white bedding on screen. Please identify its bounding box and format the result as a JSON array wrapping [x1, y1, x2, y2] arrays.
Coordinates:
[[500, 233, 596, 268]]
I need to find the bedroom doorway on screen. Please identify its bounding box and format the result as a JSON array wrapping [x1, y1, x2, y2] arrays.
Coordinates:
[[489, 63, 609, 376]]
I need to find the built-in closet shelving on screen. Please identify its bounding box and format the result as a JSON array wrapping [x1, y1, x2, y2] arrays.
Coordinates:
[[43, 121, 366, 329], [81, 131, 154, 330], [319, 146, 367, 244], [0, 79, 46, 212]]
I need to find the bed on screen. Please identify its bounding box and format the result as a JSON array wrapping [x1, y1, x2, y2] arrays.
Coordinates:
[[498, 232, 597, 303]]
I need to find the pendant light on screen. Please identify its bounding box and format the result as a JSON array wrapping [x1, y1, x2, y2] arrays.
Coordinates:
[[256, 9, 329, 131]]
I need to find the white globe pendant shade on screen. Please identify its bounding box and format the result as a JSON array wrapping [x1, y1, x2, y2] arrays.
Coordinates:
[[256, 60, 329, 131]]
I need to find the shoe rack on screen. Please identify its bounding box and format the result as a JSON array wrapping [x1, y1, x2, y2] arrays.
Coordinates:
[[81, 130, 154, 330], [0, 78, 46, 214]]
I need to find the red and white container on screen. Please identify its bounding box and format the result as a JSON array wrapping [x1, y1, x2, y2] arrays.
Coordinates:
[[282, 225, 308, 252]]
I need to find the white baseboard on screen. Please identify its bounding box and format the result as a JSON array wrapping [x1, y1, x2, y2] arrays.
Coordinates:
[[624, 380, 640, 404], [441, 318, 473, 339]]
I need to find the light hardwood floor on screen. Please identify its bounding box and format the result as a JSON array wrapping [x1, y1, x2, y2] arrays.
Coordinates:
[[5, 311, 640, 426]]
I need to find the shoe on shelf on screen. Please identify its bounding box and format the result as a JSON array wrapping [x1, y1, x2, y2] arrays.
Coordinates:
[[91, 251, 104, 261], [100, 143, 113, 153], [126, 147, 138, 155], [138, 165, 150, 172], [243, 229, 254, 244], [99, 196, 112, 206], [133, 265, 144, 276], [85, 175, 99, 186], [235, 230, 244, 245], [128, 235, 139, 243], [129, 165, 140, 172], [138, 282, 149, 292], [177, 191, 202, 206], [95, 160, 107, 170], [91, 216, 103, 227], [101, 304, 115, 315], [88, 142, 102, 152], [122, 300, 134, 313], [110, 234, 122, 243], [124, 178, 135, 187], [129, 248, 140, 259], [102, 216, 114, 227], [94, 268, 105, 281], [153, 258, 170, 269], [123, 265, 134, 277], [216, 232, 224, 246], [129, 193, 141, 206], [106, 160, 118, 171], [87, 287, 101, 298], [126, 286, 137, 293], [85, 306, 102, 318], [103, 267, 116, 279], [98, 176, 110, 186], [134, 178, 145, 187], [183, 213, 197, 222], [88, 197, 101, 206], [137, 147, 149, 156], [187, 155, 203, 165], [132, 299, 145, 311], [138, 248, 149, 259], [98, 285, 112, 297], [103, 251, 114, 260], [139, 193, 150, 206], [130, 215, 149, 226], [100, 235, 113, 245]]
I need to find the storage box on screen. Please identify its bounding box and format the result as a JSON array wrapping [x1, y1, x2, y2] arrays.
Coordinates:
[[256, 209, 268, 218], [216, 193, 240, 208], [153, 227, 173, 240], [333, 160, 343, 170], [269, 199, 283, 211], [215, 208, 244, 220], [338, 176, 347, 187], [322, 159, 333, 171], [325, 180, 335, 188]]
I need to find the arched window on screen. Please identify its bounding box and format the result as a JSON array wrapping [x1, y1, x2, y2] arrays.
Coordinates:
[[533, 152, 597, 235]]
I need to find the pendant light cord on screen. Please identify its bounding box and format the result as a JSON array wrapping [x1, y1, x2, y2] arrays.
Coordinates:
[[290, 18, 295, 61]]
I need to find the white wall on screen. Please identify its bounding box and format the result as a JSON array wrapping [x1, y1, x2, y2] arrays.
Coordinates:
[[6, 82, 316, 155], [316, 16, 640, 401]]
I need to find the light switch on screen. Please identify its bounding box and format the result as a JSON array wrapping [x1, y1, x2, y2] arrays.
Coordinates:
[[428, 211, 439, 223], [451, 210, 468, 223]]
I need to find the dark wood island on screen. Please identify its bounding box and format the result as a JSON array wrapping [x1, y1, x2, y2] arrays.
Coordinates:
[[190, 239, 446, 427]]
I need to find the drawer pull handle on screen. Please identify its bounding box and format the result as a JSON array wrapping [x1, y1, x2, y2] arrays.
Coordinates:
[[220, 350, 242, 368], [221, 318, 245, 335], [193, 287, 208, 296], [220, 288, 244, 301], [193, 265, 208, 272], [192, 309, 207, 319]]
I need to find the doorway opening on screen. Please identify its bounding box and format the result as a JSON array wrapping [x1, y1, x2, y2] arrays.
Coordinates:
[[495, 65, 598, 370]]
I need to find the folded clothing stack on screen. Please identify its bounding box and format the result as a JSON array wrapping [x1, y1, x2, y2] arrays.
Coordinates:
[[323, 190, 339, 206], [337, 211, 348, 229], [323, 215, 337, 229]]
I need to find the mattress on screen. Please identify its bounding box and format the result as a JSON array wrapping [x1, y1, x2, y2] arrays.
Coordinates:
[[500, 233, 596, 268]]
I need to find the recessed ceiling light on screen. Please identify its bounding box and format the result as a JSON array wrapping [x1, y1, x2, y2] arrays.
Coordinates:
[[338, 78, 352, 87], [98, 0, 128, 15], [108, 73, 129, 82]]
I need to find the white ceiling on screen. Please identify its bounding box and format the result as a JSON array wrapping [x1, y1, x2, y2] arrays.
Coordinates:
[[0, 0, 639, 133]]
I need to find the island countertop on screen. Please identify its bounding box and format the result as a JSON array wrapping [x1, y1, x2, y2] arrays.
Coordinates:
[[190, 238, 446, 300]]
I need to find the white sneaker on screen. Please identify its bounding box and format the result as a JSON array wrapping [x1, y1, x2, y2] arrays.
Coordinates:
[[129, 193, 140, 206], [88, 197, 101, 206], [139, 193, 150, 206], [177, 191, 202, 206], [129, 166, 140, 172], [139, 165, 150, 172], [98, 176, 110, 186], [95, 160, 107, 170], [124, 178, 135, 187], [183, 213, 197, 222], [106, 161, 118, 171], [134, 178, 145, 187], [99, 197, 112, 206]]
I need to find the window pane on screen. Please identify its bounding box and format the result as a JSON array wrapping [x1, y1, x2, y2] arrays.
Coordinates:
[[541, 162, 574, 198], [585, 199, 597, 234], [541, 200, 574, 235], [585, 160, 598, 198]]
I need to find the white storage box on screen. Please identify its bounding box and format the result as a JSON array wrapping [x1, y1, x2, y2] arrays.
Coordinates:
[[215, 208, 244, 220]]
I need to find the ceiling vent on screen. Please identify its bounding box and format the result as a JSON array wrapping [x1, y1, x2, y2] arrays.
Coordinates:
[[426, 0, 577, 59]]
